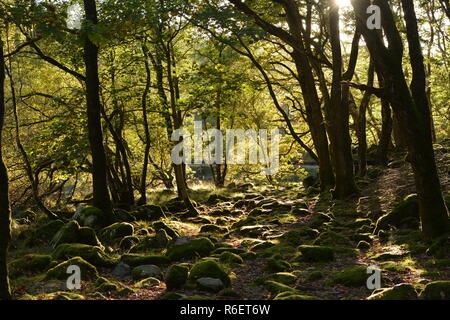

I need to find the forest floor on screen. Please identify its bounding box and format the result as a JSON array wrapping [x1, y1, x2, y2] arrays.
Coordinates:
[[7, 143, 450, 300]]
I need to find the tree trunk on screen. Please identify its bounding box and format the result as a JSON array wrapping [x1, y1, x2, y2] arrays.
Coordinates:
[[357, 62, 375, 176], [329, 1, 357, 197], [83, 0, 113, 222], [0, 38, 12, 300], [376, 71, 393, 166]]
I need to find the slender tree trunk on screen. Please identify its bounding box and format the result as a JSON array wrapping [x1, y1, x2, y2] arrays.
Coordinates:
[[376, 71, 393, 166], [83, 0, 113, 222], [357, 62, 375, 176], [329, 1, 357, 197], [0, 38, 12, 300]]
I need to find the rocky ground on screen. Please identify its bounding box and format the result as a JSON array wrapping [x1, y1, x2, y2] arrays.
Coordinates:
[[7, 145, 450, 300]]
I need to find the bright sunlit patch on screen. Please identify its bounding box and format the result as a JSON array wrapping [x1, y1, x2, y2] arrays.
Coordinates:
[[335, 0, 351, 8]]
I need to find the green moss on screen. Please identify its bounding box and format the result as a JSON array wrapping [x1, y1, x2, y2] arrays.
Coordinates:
[[313, 231, 351, 246], [165, 264, 189, 290], [41, 291, 85, 300], [50, 220, 80, 248], [189, 260, 231, 287], [101, 222, 134, 242], [121, 254, 169, 267], [374, 194, 419, 232], [45, 257, 98, 280], [9, 254, 52, 279], [297, 245, 335, 262], [269, 272, 297, 285], [273, 292, 320, 300], [135, 277, 161, 288], [305, 271, 323, 282], [76, 206, 107, 229], [218, 288, 240, 298], [52, 243, 116, 267], [264, 280, 297, 296], [421, 281, 450, 300], [329, 265, 368, 287], [166, 237, 214, 261], [219, 252, 243, 265], [160, 292, 185, 300], [27, 220, 64, 245], [119, 236, 140, 250], [266, 259, 291, 272], [95, 277, 119, 292], [367, 284, 417, 300]]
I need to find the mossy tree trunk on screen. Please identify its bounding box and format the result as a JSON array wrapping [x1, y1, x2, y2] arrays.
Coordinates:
[[0, 38, 12, 300]]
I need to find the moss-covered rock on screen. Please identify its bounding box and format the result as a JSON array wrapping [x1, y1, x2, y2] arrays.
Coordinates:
[[269, 272, 297, 285], [264, 280, 297, 296], [52, 243, 116, 267], [305, 271, 323, 282], [374, 194, 419, 233], [357, 241, 371, 250], [41, 291, 85, 300], [132, 265, 162, 280], [121, 253, 169, 267], [95, 277, 119, 292], [421, 281, 450, 300], [26, 220, 65, 246], [50, 220, 102, 248], [134, 205, 166, 221], [199, 224, 227, 234], [266, 259, 291, 272], [9, 254, 52, 279], [50, 220, 80, 248], [218, 252, 243, 265], [135, 277, 161, 288], [297, 245, 335, 262], [152, 221, 179, 238], [45, 257, 98, 280], [367, 283, 417, 300], [160, 292, 185, 300], [273, 292, 320, 300], [167, 237, 214, 261], [119, 236, 140, 250], [313, 231, 351, 246], [73, 206, 107, 229], [329, 265, 368, 287], [189, 260, 231, 287], [307, 213, 333, 229], [165, 264, 190, 290], [218, 288, 240, 298], [101, 222, 134, 242]]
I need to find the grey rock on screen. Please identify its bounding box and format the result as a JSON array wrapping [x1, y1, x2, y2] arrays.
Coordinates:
[[112, 262, 131, 278], [196, 277, 225, 293]]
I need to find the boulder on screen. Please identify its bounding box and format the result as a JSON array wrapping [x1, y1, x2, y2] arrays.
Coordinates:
[[52, 243, 116, 267], [189, 260, 231, 287], [121, 254, 169, 267], [368, 283, 418, 300], [165, 264, 190, 290], [196, 277, 224, 293], [8, 254, 52, 279], [374, 194, 419, 233], [100, 222, 134, 242], [329, 265, 368, 287], [132, 265, 162, 280], [421, 281, 450, 300], [72, 206, 107, 229], [112, 261, 132, 278], [297, 245, 335, 262], [167, 237, 215, 261], [45, 257, 98, 280]]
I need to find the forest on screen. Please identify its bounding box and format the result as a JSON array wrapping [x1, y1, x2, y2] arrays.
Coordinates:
[[0, 0, 449, 302]]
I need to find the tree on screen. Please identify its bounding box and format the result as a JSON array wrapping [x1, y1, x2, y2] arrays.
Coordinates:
[[350, 0, 449, 238], [83, 0, 113, 221], [0, 35, 12, 300]]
